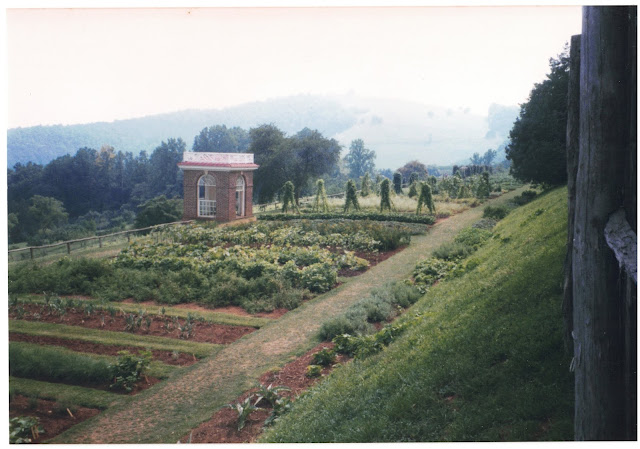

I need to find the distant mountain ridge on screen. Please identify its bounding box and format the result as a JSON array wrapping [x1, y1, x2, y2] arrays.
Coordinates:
[[7, 94, 518, 169]]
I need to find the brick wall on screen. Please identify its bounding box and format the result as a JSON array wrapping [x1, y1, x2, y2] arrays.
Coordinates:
[[181, 169, 255, 223]]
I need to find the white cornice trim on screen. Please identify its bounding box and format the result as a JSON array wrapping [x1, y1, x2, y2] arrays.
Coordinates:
[[179, 165, 258, 172]]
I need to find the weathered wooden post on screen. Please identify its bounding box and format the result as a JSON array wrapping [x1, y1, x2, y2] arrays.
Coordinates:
[[563, 34, 580, 351], [67, 242, 71, 255], [572, 6, 636, 440]]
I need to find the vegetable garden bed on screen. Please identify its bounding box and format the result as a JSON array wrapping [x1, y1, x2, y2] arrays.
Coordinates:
[[10, 395, 101, 443], [9, 333, 199, 366], [9, 303, 255, 345]]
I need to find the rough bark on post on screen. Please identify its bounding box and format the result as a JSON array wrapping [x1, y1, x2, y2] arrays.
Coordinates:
[[572, 6, 636, 440], [563, 34, 580, 352]]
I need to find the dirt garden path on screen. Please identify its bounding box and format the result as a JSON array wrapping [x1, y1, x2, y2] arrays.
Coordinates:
[[52, 189, 523, 444]]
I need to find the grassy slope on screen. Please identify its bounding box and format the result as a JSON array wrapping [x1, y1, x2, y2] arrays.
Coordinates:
[[262, 187, 573, 442]]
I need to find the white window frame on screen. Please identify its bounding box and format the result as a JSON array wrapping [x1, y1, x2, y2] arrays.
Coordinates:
[[198, 174, 217, 218], [235, 176, 245, 217]]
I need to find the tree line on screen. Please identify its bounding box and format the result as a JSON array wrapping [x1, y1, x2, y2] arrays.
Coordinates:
[[9, 118, 504, 246]]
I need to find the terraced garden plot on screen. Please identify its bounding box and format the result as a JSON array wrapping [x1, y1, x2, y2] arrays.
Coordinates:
[[9, 320, 220, 358], [9, 303, 256, 344], [8, 189, 526, 444]]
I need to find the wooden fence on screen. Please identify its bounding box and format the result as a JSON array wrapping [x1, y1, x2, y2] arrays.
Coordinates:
[[8, 220, 194, 263]]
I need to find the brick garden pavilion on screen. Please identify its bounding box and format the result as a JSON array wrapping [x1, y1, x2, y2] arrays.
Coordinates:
[[177, 152, 259, 223]]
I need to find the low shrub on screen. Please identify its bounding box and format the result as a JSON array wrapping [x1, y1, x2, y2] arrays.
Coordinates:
[[432, 241, 474, 261], [358, 295, 395, 323], [483, 205, 509, 220], [413, 258, 460, 288], [389, 281, 422, 308], [319, 281, 422, 341], [368, 227, 411, 251], [312, 348, 337, 366], [8, 258, 112, 296], [259, 212, 435, 225], [453, 227, 492, 249], [306, 365, 323, 378], [109, 350, 152, 392], [318, 315, 372, 342], [299, 263, 337, 293], [512, 189, 537, 205]]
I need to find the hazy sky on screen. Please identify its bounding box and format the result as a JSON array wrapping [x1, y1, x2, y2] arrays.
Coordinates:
[[6, 5, 582, 128]]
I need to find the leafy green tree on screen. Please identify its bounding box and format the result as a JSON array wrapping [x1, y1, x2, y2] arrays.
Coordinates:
[[344, 139, 376, 179], [192, 125, 249, 153], [344, 180, 360, 212], [470, 152, 483, 165], [396, 160, 428, 184], [26, 195, 69, 233], [251, 126, 341, 204], [8, 213, 19, 243], [289, 128, 342, 202], [506, 48, 569, 185], [482, 149, 497, 166], [249, 125, 289, 203], [134, 195, 182, 228], [148, 138, 185, 199]]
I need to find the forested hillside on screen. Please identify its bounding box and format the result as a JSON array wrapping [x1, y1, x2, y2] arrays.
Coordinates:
[[8, 95, 517, 169]]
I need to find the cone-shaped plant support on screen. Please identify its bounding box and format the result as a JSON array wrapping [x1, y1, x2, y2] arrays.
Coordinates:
[[344, 179, 360, 212], [380, 178, 393, 212], [416, 183, 435, 215], [393, 172, 403, 194], [312, 179, 330, 212], [360, 173, 371, 197], [282, 181, 299, 214]]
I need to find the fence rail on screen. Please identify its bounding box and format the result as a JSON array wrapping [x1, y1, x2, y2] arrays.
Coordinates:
[[8, 220, 194, 262]]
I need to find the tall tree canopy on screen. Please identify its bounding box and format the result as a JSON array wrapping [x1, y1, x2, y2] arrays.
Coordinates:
[[192, 125, 250, 153], [505, 47, 570, 185], [396, 160, 428, 183], [7, 137, 186, 243], [344, 139, 376, 179], [250, 125, 341, 203]]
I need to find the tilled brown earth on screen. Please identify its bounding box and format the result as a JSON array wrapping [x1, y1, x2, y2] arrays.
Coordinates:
[[9, 332, 199, 366], [182, 342, 349, 443], [9, 305, 256, 344], [10, 395, 101, 443]]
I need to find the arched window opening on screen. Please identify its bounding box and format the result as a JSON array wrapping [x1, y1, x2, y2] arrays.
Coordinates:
[[198, 174, 216, 217], [235, 176, 245, 217]]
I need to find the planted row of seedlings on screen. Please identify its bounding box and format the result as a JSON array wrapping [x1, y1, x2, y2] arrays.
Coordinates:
[[9, 295, 256, 345]]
